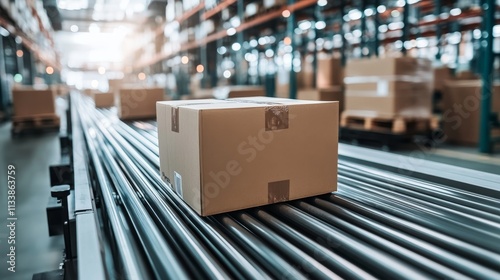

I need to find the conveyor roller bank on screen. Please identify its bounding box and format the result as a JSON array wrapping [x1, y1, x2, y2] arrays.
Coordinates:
[[72, 92, 500, 279]]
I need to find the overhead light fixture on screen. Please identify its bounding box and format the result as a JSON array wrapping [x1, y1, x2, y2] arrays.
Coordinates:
[[377, 5, 386, 13], [450, 8, 461, 16], [315, 21, 326, 30], [232, 43, 241, 51], [227, 27, 236, 36], [282, 10, 291, 18], [317, 0, 327, 7], [16, 50, 23, 57], [70, 25, 79, 32], [196, 65, 204, 73], [181, 56, 189, 64], [46, 66, 54, 75], [223, 70, 231, 78], [98, 67, 106, 74], [298, 21, 312, 30]]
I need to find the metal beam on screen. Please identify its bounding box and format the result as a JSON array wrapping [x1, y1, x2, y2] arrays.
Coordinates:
[[479, 0, 495, 153], [287, 0, 297, 99]]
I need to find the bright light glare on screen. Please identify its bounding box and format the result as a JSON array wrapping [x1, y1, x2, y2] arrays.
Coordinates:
[[284, 37, 292, 45], [138, 73, 146, 80], [232, 42, 241, 51], [349, 9, 362, 20], [493, 25, 500, 37], [223, 70, 231, 78], [91, 80, 98, 88], [227, 28, 236, 36], [473, 29, 481, 39], [98, 67, 106, 74], [317, 0, 327, 7], [378, 25, 388, 33], [299, 21, 312, 30], [16, 50, 23, 57], [181, 56, 189, 64], [352, 30, 362, 37], [391, 10, 400, 17], [377, 5, 386, 13], [70, 25, 79, 32], [282, 9, 290, 18], [218, 46, 227, 55], [46, 66, 54, 75], [265, 49, 274, 57], [450, 8, 461, 16], [196, 65, 204, 73], [315, 21, 326, 30], [58, 0, 88, 10], [396, 0, 405, 7], [14, 74, 22, 83], [89, 23, 100, 33], [364, 9, 374, 17]]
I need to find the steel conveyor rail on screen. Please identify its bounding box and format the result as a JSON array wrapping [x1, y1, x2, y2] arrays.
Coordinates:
[[73, 93, 500, 279]]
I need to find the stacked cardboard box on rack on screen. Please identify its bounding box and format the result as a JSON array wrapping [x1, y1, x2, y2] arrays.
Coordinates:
[[344, 57, 433, 118], [94, 92, 115, 108], [442, 80, 500, 145]]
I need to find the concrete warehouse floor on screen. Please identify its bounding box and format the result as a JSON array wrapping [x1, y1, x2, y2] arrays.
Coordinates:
[[0, 122, 64, 280]]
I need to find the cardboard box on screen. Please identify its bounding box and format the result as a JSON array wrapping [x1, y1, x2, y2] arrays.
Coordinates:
[[434, 67, 452, 92], [344, 57, 433, 118], [94, 92, 115, 108], [213, 86, 265, 99], [157, 97, 339, 216], [344, 91, 433, 118], [317, 56, 342, 88], [442, 80, 500, 145], [12, 88, 56, 117], [298, 87, 344, 112], [345, 57, 432, 78], [117, 87, 165, 120], [455, 71, 478, 80]]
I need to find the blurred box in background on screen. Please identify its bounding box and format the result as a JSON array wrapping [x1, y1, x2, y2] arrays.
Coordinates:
[[442, 80, 500, 145], [117, 87, 165, 120], [94, 92, 115, 108], [344, 57, 433, 118], [12, 88, 56, 117]]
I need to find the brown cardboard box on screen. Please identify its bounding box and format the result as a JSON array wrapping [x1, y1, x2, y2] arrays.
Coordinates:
[[434, 67, 452, 92], [344, 57, 433, 118], [345, 57, 432, 78], [455, 71, 478, 80], [344, 90, 433, 118], [298, 54, 314, 89], [317, 56, 342, 88], [117, 87, 165, 120], [94, 92, 115, 108], [12, 88, 56, 117], [157, 97, 339, 216], [213, 86, 265, 99], [442, 80, 500, 145], [108, 79, 123, 93], [298, 87, 344, 112]]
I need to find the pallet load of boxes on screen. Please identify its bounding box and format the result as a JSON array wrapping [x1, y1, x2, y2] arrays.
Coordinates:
[[11, 86, 61, 136]]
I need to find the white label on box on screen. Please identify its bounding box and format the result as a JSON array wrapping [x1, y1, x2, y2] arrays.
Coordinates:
[[377, 80, 389, 96], [174, 171, 183, 198]]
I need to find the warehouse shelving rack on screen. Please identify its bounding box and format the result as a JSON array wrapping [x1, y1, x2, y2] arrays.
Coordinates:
[[127, 0, 499, 153]]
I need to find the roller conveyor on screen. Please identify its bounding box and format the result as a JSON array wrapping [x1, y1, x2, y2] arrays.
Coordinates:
[[72, 93, 500, 280]]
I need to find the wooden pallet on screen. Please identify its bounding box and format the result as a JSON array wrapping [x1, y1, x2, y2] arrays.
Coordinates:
[[340, 113, 439, 134], [11, 114, 60, 135]]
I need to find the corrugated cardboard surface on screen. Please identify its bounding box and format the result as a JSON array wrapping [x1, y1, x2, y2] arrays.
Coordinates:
[[345, 57, 432, 78], [157, 97, 339, 216], [94, 92, 115, 108], [434, 67, 452, 92], [213, 86, 265, 99], [117, 87, 165, 119], [317, 57, 342, 88], [346, 81, 432, 97], [12, 89, 56, 117], [298, 87, 344, 112], [345, 90, 432, 118], [442, 80, 500, 145]]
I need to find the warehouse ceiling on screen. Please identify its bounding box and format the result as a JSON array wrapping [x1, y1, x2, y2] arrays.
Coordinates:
[[54, 0, 159, 70]]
